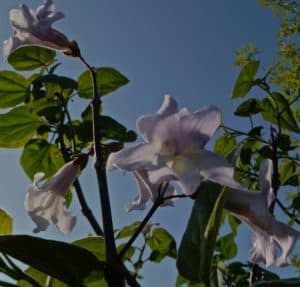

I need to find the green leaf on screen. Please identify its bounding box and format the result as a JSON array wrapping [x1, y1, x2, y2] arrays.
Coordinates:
[[148, 227, 177, 263], [78, 67, 129, 98], [0, 235, 103, 286], [117, 244, 135, 261], [177, 182, 226, 283], [175, 274, 205, 287], [20, 139, 64, 180], [234, 98, 262, 117], [8, 46, 56, 71], [73, 236, 106, 262], [0, 209, 12, 235], [216, 233, 237, 260], [77, 116, 137, 143], [0, 106, 45, 148], [18, 268, 67, 287], [261, 92, 300, 133], [252, 278, 300, 287], [232, 60, 260, 98], [279, 159, 298, 185], [116, 221, 141, 239], [0, 71, 29, 108], [214, 132, 237, 158], [39, 74, 78, 98]]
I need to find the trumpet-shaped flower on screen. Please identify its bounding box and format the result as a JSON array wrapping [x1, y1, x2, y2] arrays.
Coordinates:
[[4, 0, 74, 57], [107, 95, 244, 210], [225, 159, 300, 267], [25, 160, 83, 234]]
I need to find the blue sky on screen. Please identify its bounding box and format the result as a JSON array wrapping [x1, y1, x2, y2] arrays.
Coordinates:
[[0, 1, 297, 286]]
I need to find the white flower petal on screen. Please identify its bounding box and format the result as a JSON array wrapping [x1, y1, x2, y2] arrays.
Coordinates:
[[249, 233, 276, 267], [54, 197, 76, 234], [198, 150, 245, 190], [125, 170, 152, 212], [137, 95, 178, 142], [106, 143, 157, 171], [180, 105, 222, 148], [259, 159, 274, 206]]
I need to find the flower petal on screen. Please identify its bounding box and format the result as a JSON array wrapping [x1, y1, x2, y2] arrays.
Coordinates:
[[180, 105, 222, 148], [43, 162, 80, 196], [9, 6, 36, 31], [259, 159, 274, 206], [249, 233, 276, 267], [106, 143, 157, 172], [54, 196, 76, 234], [137, 95, 178, 142], [125, 170, 152, 212], [198, 150, 245, 190]]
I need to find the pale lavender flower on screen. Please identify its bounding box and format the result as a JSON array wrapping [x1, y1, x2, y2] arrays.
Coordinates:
[[107, 95, 244, 210], [4, 0, 74, 57], [25, 161, 81, 234], [225, 159, 300, 267]]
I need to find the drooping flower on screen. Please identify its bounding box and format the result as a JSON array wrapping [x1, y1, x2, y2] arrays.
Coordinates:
[[107, 95, 244, 210], [4, 0, 76, 58], [25, 155, 88, 234], [225, 159, 300, 267]]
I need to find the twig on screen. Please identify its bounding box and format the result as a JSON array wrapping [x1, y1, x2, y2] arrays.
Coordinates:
[[275, 198, 300, 225], [119, 183, 173, 259]]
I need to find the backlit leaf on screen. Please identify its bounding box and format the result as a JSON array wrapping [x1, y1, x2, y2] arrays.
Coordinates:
[[78, 67, 129, 98], [0, 106, 45, 148], [8, 46, 56, 71], [0, 71, 29, 108]]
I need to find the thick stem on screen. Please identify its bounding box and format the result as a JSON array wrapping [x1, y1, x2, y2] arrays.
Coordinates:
[[80, 55, 123, 287]]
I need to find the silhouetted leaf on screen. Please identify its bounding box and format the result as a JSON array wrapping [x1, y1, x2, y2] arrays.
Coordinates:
[[0, 235, 103, 286], [232, 61, 259, 98]]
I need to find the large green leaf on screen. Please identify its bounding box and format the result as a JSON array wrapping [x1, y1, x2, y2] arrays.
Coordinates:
[[78, 67, 129, 98], [20, 139, 64, 180], [8, 46, 56, 71], [18, 268, 67, 287], [261, 92, 300, 133], [0, 209, 12, 235], [232, 61, 260, 98], [0, 106, 46, 148], [177, 182, 226, 283], [0, 71, 29, 108], [0, 235, 103, 286], [147, 227, 177, 263]]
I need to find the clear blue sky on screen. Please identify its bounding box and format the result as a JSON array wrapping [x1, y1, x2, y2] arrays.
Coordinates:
[[0, 1, 297, 286]]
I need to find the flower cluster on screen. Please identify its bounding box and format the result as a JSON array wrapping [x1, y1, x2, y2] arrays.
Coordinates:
[[107, 95, 299, 267], [4, 0, 298, 270]]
